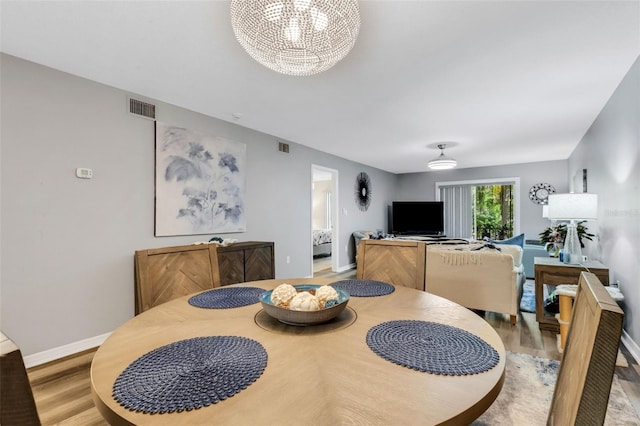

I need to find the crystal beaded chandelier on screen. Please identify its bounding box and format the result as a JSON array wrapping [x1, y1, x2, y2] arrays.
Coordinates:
[[230, 0, 360, 76]]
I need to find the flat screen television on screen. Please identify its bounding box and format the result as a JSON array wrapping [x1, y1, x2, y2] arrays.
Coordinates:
[[391, 201, 445, 236]]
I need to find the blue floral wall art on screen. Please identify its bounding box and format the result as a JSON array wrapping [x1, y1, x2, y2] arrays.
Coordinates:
[[155, 122, 247, 236]]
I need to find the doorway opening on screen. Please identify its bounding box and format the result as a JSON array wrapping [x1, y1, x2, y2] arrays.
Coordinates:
[[311, 165, 338, 276]]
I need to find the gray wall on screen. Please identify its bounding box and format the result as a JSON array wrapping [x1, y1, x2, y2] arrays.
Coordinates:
[[568, 56, 640, 344], [0, 54, 397, 356], [396, 160, 569, 241], [4, 51, 638, 358]]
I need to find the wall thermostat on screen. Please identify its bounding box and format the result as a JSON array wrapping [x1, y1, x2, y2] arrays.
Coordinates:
[[76, 168, 93, 179]]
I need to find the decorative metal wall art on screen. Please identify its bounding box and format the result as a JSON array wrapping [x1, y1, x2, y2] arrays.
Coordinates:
[[355, 172, 372, 211]]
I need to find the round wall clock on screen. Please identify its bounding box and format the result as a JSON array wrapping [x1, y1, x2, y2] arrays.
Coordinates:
[[529, 183, 555, 205], [355, 172, 372, 211]]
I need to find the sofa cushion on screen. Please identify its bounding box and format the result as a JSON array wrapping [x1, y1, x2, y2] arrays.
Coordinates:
[[489, 233, 525, 248], [498, 245, 523, 268], [438, 242, 523, 268]]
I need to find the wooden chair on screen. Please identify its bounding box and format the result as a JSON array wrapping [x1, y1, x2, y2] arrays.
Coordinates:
[[135, 244, 221, 314], [1, 332, 41, 425], [547, 272, 624, 425], [356, 239, 426, 291]]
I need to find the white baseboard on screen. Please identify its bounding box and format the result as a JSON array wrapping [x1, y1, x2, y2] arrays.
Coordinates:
[[336, 263, 356, 273], [306, 263, 355, 278], [23, 332, 111, 368], [621, 330, 640, 365]]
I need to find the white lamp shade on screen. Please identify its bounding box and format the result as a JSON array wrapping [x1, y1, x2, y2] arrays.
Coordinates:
[[547, 193, 598, 220]]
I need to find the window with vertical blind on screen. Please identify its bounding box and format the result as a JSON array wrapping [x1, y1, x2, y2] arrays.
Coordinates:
[[436, 178, 520, 239], [438, 185, 474, 238]]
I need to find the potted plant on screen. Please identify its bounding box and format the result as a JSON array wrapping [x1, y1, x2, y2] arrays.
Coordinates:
[[539, 221, 595, 249]]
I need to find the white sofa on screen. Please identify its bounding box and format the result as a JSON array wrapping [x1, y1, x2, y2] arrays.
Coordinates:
[[356, 239, 525, 324], [425, 243, 525, 325]]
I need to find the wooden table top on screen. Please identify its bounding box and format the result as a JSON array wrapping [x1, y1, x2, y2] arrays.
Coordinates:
[[533, 256, 607, 270], [91, 278, 505, 425]]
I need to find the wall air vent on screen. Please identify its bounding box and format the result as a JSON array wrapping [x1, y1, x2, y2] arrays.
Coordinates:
[[278, 141, 290, 153], [128, 97, 156, 120]]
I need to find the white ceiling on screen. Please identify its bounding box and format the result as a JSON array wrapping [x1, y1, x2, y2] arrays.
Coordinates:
[[2, 1, 639, 174]]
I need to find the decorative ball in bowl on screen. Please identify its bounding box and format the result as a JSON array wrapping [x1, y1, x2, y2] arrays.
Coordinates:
[[260, 284, 350, 326]]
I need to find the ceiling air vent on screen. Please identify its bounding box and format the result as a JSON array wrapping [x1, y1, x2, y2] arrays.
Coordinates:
[[278, 141, 290, 153], [128, 97, 156, 120]]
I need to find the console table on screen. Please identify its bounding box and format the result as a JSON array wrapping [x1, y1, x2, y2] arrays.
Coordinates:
[[134, 242, 275, 314], [534, 257, 609, 332]]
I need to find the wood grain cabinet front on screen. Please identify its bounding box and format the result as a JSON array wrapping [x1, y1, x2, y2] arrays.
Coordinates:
[[134, 241, 275, 314], [217, 242, 275, 285]]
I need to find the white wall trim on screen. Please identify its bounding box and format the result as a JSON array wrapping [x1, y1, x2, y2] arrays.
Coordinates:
[[23, 332, 111, 368], [336, 263, 356, 273], [311, 164, 340, 273], [621, 330, 640, 365]]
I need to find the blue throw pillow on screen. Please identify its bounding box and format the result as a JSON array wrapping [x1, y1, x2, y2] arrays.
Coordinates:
[[489, 233, 524, 248]]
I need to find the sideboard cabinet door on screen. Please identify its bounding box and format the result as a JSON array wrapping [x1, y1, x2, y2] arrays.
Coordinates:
[[217, 250, 245, 285], [134, 244, 220, 314], [216, 241, 275, 286], [245, 245, 275, 282]]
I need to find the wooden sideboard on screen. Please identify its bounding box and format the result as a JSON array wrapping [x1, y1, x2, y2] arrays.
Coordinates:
[[134, 241, 275, 314]]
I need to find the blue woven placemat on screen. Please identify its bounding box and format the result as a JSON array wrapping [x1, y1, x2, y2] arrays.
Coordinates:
[[366, 320, 499, 375], [113, 336, 268, 414], [188, 287, 265, 309], [330, 279, 395, 297]]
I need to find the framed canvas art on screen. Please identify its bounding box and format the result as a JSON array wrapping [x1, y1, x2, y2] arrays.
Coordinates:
[[155, 122, 247, 236]]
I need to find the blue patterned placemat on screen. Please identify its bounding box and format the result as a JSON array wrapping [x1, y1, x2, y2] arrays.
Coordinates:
[[113, 336, 268, 414], [188, 287, 265, 309], [330, 279, 395, 297], [366, 320, 499, 375]]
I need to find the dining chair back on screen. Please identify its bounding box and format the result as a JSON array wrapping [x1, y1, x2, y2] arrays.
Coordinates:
[[135, 244, 221, 314], [1, 331, 41, 425], [547, 272, 624, 425]]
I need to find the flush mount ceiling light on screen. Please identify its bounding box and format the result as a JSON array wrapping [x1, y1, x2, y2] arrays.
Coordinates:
[[230, 0, 360, 76], [428, 144, 457, 170]]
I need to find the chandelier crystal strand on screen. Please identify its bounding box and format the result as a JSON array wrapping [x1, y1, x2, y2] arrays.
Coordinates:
[[230, 0, 360, 76]]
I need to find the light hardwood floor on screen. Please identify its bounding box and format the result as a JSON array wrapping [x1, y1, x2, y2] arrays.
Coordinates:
[[27, 267, 640, 425], [312, 254, 333, 275]]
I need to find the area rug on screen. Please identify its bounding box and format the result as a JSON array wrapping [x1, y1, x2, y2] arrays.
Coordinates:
[[473, 351, 639, 425], [519, 280, 536, 313]]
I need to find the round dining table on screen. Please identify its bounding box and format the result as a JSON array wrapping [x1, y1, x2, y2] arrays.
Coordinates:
[[91, 278, 505, 425]]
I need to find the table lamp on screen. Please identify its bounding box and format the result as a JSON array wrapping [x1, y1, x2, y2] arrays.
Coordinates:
[[547, 193, 598, 264]]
